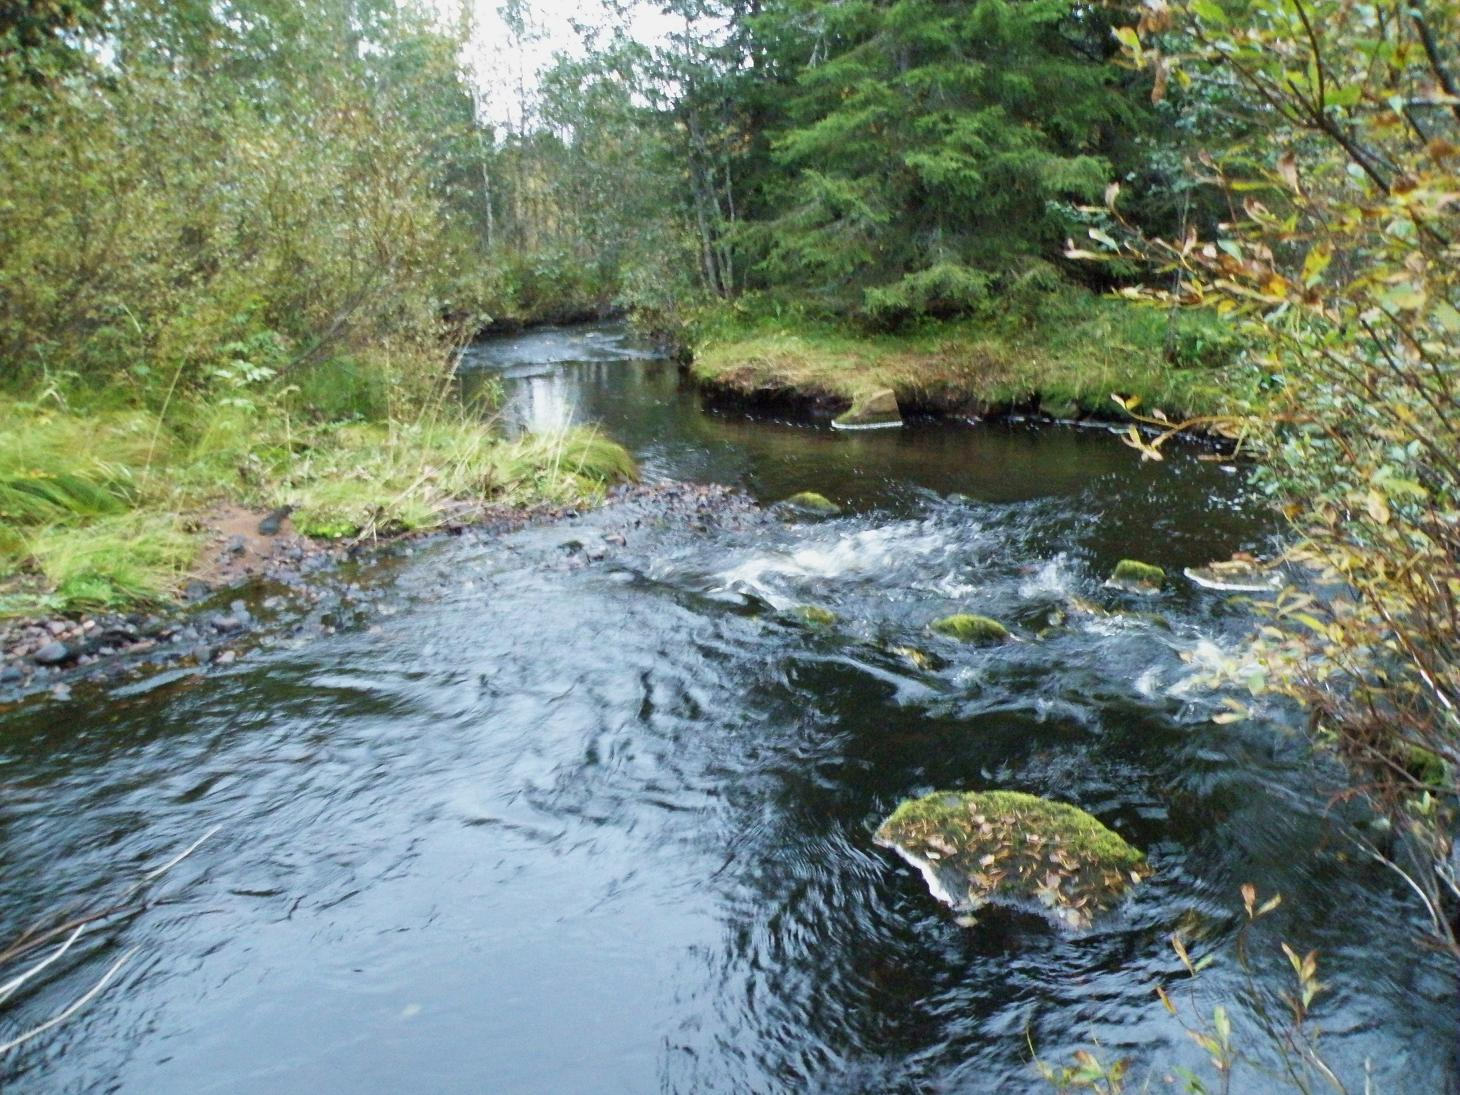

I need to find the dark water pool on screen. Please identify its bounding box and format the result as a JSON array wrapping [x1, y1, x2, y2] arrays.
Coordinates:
[[1, 323, 1454, 1092]]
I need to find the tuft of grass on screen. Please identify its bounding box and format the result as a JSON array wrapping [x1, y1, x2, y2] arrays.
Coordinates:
[[0, 390, 638, 616], [285, 418, 638, 540]]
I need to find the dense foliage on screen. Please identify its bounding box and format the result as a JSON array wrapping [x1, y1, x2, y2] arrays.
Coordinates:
[[750, 0, 1152, 321], [0, 0, 633, 612], [1097, 0, 1460, 955]]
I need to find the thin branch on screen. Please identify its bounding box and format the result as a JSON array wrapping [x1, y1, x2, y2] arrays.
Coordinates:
[[0, 947, 139, 1058]]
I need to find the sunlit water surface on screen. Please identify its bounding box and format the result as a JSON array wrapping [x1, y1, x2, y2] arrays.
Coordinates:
[[1, 323, 1454, 1092]]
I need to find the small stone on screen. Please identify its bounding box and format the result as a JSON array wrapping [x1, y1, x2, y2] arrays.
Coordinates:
[[33, 641, 70, 666], [46, 620, 67, 637], [50, 683, 72, 701], [0, 664, 22, 683], [212, 615, 242, 634], [226, 534, 248, 555], [214, 650, 237, 666]]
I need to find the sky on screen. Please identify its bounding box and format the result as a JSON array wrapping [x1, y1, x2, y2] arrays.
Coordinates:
[[443, 0, 680, 126]]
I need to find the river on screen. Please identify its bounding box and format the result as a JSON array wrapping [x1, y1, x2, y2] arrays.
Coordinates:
[[1, 323, 1454, 1092]]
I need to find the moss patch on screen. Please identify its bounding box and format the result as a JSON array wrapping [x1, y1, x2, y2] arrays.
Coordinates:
[[875, 790, 1149, 928], [792, 604, 838, 627], [929, 613, 1010, 644]]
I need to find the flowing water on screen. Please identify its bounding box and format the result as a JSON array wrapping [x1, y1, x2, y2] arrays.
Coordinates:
[[1, 323, 1455, 1092]]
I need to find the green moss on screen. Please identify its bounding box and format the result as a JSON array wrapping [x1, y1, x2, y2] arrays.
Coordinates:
[[929, 613, 1010, 644], [792, 604, 838, 626], [780, 491, 841, 516], [1109, 559, 1166, 592], [876, 790, 1149, 928], [1404, 745, 1447, 787]]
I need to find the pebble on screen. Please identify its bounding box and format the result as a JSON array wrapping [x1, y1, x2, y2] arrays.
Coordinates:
[[33, 641, 70, 666]]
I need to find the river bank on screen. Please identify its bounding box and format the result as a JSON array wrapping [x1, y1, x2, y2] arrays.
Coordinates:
[[0, 480, 752, 706], [682, 293, 1257, 427], [0, 392, 639, 625]]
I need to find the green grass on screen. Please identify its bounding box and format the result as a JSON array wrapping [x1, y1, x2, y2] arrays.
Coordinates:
[[689, 289, 1258, 422], [0, 390, 637, 618]]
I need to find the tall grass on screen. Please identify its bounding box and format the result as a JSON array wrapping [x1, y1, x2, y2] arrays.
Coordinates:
[[0, 388, 636, 618]]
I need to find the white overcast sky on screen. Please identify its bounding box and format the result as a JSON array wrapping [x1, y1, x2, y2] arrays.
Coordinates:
[[438, 0, 680, 126]]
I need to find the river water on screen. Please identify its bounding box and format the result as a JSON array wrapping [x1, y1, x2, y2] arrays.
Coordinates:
[[1, 323, 1454, 1092]]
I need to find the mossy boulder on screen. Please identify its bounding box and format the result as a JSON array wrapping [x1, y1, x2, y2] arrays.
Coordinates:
[[875, 790, 1150, 929], [929, 613, 1010, 644], [833, 387, 902, 429], [779, 491, 841, 517], [792, 604, 838, 627], [1106, 559, 1165, 594]]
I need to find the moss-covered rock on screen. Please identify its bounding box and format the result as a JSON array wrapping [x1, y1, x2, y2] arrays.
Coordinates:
[[929, 613, 1010, 644], [1107, 559, 1165, 593], [792, 604, 838, 627], [779, 491, 841, 516], [875, 790, 1149, 928], [833, 387, 902, 429]]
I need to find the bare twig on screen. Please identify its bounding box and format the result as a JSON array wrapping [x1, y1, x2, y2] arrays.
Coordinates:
[[0, 947, 140, 1058]]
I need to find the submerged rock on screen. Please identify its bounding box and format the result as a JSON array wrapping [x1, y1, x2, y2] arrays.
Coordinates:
[[792, 604, 838, 627], [1106, 559, 1165, 594], [888, 643, 935, 669], [1184, 557, 1282, 593], [779, 491, 842, 517], [875, 790, 1149, 929], [929, 613, 1010, 644], [833, 388, 902, 430]]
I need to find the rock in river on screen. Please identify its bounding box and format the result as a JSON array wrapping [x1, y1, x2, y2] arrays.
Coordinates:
[[876, 790, 1150, 929], [778, 491, 841, 517], [928, 613, 1010, 644], [792, 605, 838, 627], [833, 388, 902, 430], [1184, 556, 1282, 593], [1106, 559, 1165, 594]]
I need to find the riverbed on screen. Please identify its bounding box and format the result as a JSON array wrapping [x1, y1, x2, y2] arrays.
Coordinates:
[[1, 323, 1454, 1092]]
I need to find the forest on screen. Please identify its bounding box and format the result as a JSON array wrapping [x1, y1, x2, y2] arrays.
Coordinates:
[[1, 0, 1458, 1089]]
